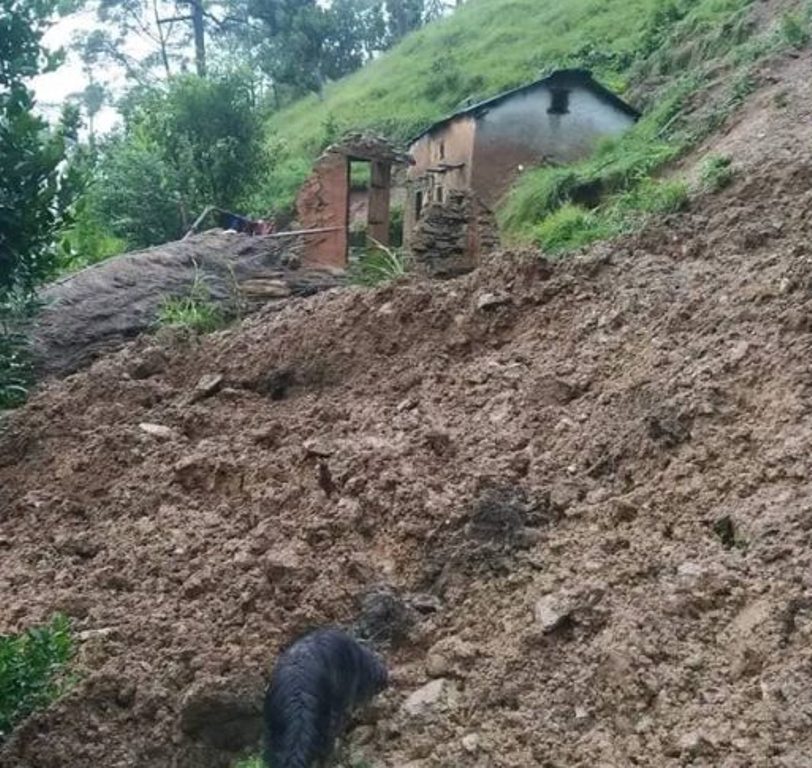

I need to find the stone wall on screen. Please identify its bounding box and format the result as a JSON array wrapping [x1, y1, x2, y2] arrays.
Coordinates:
[[409, 190, 500, 278]]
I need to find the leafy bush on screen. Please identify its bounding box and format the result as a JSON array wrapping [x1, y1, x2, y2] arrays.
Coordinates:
[[85, 73, 271, 252], [1, 0, 78, 297], [233, 757, 263, 768], [0, 614, 75, 742], [86, 133, 185, 250], [700, 154, 734, 192], [157, 272, 228, 334], [530, 177, 688, 253]]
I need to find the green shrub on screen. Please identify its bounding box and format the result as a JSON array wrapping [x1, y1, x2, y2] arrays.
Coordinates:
[[0, 614, 75, 742], [0, 293, 40, 410], [87, 73, 271, 251], [620, 178, 689, 214], [157, 272, 228, 334], [530, 177, 688, 254], [700, 154, 734, 192], [532, 204, 614, 253], [348, 243, 408, 286]]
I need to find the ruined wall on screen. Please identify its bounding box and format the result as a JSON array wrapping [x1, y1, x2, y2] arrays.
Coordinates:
[[471, 84, 636, 207], [404, 117, 476, 248], [409, 190, 500, 278], [296, 152, 349, 269]]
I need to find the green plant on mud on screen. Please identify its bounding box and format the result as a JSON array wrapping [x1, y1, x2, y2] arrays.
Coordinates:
[[157, 269, 228, 334], [0, 614, 75, 742], [233, 757, 263, 768], [700, 154, 735, 192], [0, 293, 42, 410], [348, 240, 409, 287]]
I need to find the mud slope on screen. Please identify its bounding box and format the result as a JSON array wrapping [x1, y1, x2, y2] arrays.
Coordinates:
[[3, 56, 812, 768]]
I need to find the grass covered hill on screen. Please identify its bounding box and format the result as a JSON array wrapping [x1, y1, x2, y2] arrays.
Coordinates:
[[262, 0, 810, 251], [268, 0, 661, 154]]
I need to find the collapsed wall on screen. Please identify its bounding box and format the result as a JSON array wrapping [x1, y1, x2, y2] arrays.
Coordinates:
[[408, 190, 501, 278]]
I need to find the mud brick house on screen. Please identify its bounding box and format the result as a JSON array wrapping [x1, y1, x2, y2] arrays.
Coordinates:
[[296, 134, 412, 269], [404, 69, 640, 275]]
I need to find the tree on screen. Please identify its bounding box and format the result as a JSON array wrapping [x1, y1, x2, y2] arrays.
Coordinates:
[[385, 0, 423, 44], [324, 0, 386, 80], [76, 0, 225, 83], [236, 0, 389, 99], [0, 0, 76, 297], [86, 73, 269, 249]]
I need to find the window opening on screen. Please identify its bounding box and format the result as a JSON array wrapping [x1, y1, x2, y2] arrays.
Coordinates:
[[548, 88, 570, 115]]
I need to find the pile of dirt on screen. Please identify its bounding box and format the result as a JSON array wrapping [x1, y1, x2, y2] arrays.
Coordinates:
[[3, 55, 812, 768], [30, 230, 343, 379]]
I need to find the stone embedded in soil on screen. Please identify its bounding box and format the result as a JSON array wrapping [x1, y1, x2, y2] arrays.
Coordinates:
[[302, 438, 335, 457], [190, 373, 224, 402], [138, 422, 177, 440], [534, 594, 573, 633], [461, 733, 481, 753], [425, 637, 479, 678], [674, 730, 714, 759], [476, 292, 511, 311], [403, 678, 452, 717]]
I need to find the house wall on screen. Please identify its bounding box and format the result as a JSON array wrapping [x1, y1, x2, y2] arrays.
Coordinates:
[[471, 84, 636, 208], [404, 116, 476, 247], [296, 152, 350, 269]]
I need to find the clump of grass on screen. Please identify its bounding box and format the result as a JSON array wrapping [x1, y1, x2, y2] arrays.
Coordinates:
[[0, 615, 75, 742], [348, 241, 408, 287], [157, 271, 227, 334], [532, 204, 613, 254], [233, 757, 263, 768], [700, 154, 734, 192], [780, 10, 810, 49], [0, 292, 42, 410], [530, 177, 688, 253]]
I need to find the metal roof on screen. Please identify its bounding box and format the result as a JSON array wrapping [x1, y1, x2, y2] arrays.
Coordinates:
[[409, 68, 640, 145]]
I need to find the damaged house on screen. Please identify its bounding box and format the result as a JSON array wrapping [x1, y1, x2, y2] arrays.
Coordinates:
[[404, 69, 640, 275]]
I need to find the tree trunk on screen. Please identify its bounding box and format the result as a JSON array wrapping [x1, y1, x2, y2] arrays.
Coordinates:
[[189, 0, 206, 77]]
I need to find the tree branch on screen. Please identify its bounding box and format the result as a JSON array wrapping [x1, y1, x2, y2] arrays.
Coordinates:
[[158, 14, 193, 24]]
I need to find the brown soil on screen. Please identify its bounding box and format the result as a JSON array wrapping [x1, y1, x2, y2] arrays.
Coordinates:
[[3, 53, 812, 768]]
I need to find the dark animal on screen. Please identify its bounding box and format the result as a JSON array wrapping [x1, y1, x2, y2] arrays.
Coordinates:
[[263, 627, 388, 768]]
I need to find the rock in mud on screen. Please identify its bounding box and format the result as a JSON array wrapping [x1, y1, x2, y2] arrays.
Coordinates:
[[534, 594, 573, 633], [355, 585, 416, 647], [403, 678, 453, 717]]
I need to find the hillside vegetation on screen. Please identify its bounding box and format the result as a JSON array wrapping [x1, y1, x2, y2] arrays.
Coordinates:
[[264, 0, 810, 235]]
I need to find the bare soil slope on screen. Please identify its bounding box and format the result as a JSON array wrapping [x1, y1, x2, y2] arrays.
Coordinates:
[[3, 55, 812, 768]]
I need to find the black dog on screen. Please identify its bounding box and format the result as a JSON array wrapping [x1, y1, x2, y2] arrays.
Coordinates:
[[263, 627, 388, 768]]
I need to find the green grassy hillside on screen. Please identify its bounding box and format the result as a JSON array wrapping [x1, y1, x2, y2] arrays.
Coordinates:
[[261, 0, 810, 247], [261, 0, 662, 210], [268, 0, 657, 152]]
